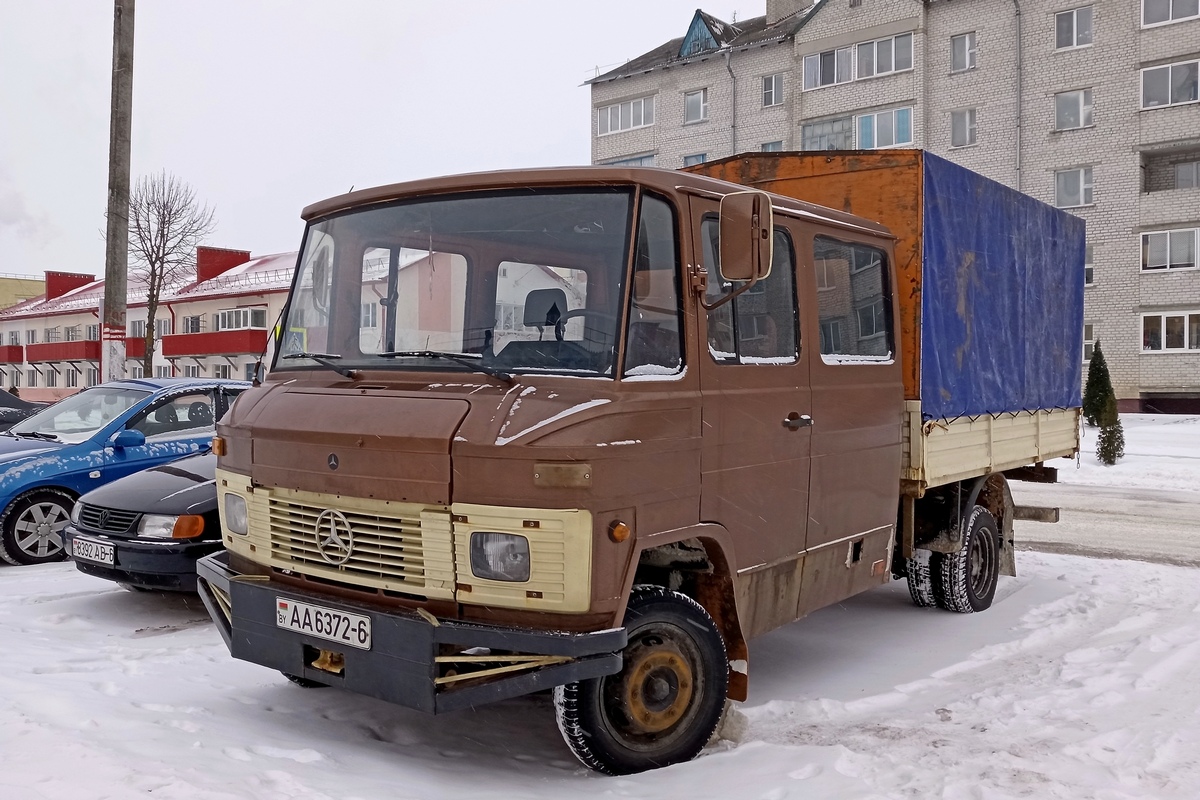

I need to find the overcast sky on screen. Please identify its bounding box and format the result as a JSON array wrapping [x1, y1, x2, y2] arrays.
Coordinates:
[[0, 1, 763, 280]]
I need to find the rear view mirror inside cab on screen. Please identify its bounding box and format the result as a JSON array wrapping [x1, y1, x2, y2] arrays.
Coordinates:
[[719, 190, 773, 283]]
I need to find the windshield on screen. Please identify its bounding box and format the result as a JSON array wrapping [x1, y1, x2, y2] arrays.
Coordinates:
[[276, 188, 634, 378], [8, 387, 150, 445]]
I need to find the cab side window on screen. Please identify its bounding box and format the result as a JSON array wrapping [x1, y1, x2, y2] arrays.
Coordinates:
[[129, 391, 216, 438], [702, 217, 798, 364], [623, 194, 684, 376], [813, 236, 893, 363]]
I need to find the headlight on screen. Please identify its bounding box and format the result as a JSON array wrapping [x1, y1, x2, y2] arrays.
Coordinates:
[[470, 532, 530, 582], [138, 514, 179, 539], [224, 494, 248, 535], [70, 502, 82, 525]]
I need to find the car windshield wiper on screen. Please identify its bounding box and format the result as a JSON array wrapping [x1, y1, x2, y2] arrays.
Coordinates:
[[14, 430, 58, 441], [281, 352, 358, 379], [377, 351, 513, 383]]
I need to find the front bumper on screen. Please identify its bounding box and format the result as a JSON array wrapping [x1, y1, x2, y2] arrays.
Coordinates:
[[196, 551, 626, 714], [65, 527, 221, 592]]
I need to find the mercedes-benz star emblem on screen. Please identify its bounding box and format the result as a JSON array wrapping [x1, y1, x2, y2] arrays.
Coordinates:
[[327, 453, 339, 471], [315, 509, 354, 566]]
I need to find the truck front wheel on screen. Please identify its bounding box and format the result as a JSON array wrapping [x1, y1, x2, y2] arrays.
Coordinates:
[[933, 506, 1000, 613], [553, 586, 728, 775]]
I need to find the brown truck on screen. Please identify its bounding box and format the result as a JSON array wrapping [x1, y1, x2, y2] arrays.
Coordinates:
[[197, 150, 1084, 775]]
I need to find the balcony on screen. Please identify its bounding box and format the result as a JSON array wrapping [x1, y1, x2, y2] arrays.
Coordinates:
[[125, 337, 146, 360], [0, 345, 23, 364], [25, 340, 100, 363], [162, 329, 268, 358]]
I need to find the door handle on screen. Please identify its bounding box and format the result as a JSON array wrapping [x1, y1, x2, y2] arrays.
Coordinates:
[[782, 413, 813, 430]]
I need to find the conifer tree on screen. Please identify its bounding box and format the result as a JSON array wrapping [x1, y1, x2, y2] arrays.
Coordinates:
[[1082, 340, 1113, 427], [1097, 394, 1125, 466]]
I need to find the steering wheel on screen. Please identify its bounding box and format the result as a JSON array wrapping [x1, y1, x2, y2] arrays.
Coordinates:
[[554, 309, 617, 342]]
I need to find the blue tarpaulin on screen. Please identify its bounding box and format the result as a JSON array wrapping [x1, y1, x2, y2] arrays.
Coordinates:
[[919, 152, 1085, 421]]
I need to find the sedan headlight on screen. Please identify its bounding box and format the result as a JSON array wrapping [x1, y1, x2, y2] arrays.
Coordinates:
[[70, 502, 82, 525], [469, 532, 530, 582], [224, 494, 248, 535], [138, 514, 179, 539]]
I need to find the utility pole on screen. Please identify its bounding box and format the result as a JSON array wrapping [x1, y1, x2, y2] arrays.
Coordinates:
[[102, 0, 134, 382]]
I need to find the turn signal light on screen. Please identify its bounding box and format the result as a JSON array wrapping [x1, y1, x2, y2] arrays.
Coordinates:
[[212, 436, 226, 456], [608, 521, 631, 543], [172, 515, 206, 539]]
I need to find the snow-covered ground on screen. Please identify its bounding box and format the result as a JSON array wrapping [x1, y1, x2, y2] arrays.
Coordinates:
[[1, 415, 1198, 799]]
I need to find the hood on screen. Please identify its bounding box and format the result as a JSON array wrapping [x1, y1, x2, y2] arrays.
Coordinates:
[[0, 434, 61, 462], [79, 452, 217, 516]]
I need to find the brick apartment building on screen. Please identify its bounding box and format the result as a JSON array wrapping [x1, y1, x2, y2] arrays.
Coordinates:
[[588, 0, 1200, 411]]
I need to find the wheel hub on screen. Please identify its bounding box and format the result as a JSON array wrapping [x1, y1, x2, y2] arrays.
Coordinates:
[[623, 649, 693, 733]]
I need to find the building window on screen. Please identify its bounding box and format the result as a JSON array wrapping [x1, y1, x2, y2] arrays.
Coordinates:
[[857, 107, 913, 149], [27, 369, 37, 387], [1142, 60, 1199, 109], [155, 318, 171, 337], [1055, 167, 1094, 207], [1142, 228, 1198, 270], [1142, 311, 1200, 351], [606, 154, 656, 166], [129, 319, 146, 338], [856, 299, 886, 338], [155, 366, 171, 378], [11, 371, 19, 388], [1085, 243, 1095, 285], [1083, 323, 1095, 360], [130, 366, 144, 379], [856, 33, 913, 79], [6, 331, 17, 345], [683, 153, 707, 166], [85, 324, 100, 340], [185, 365, 201, 378], [951, 32, 977, 72], [1056, 7, 1093, 49], [361, 302, 378, 328], [1055, 89, 1093, 130], [597, 96, 655, 136], [761, 141, 784, 152], [214, 364, 232, 380], [1177, 161, 1200, 189], [763, 73, 784, 107], [1143, 0, 1200, 26], [66, 370, 79, 388], [803, 46, 852, 90], [45, 370, 57, 388], [801, 116, 855, 150], [25, 330, 36, 344], [245, 362, 264, 382], [214, 307, 268, 331], [182, 315, 203, 333], [951, 108, 977, 147], [86, 368, 99, 386], [684, 89, 708, 123], [65, 326, 80, 342], [43, 327, 60, 343]]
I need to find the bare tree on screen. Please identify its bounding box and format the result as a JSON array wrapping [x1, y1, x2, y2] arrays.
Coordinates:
[[127, 171, 216, 376]]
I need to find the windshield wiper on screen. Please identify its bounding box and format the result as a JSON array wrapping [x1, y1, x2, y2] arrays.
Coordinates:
[[378, 351, 513, 383], [15, 431, 58, 441], [281, 352, 358, 379]]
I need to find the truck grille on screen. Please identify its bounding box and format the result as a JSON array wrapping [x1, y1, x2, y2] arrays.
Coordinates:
[[77, 504, 140, 534], [264, 496, 455, 599]]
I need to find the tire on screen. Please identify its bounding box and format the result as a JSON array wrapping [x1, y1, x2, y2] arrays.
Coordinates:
[[0, 489, 74, 566], [932, 506, 1000, 613], [553, 585, 728, 775], [905, 550, 937, 608], [282, 672, 329, 689]]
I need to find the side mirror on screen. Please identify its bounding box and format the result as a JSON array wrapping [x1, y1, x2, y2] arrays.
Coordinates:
[[112, 429, 146, 449], [719, 190, 774, 283]]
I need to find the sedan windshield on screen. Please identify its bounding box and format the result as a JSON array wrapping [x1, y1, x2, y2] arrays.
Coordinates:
[[8, 387, 149, 445], [275, 188, 633, 378]]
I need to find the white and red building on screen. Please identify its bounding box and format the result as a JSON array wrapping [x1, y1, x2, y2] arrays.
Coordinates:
[[0, 247, 296, 402]]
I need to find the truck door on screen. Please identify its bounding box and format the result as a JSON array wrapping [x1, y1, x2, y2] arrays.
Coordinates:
[[689, 198, 812, 636]]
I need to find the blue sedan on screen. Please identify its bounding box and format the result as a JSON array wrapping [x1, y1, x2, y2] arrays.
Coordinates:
[[0, 378, 248, 565]]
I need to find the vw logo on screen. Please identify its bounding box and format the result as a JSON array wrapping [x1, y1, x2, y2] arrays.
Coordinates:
[[97, 509, 110, 529], [327, 453, 339, 471], [314, 509, 354, 566]]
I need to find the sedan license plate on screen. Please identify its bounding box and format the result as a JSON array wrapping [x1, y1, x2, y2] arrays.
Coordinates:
[[71, 537, 115, 566], [276, 597, 371, 650]]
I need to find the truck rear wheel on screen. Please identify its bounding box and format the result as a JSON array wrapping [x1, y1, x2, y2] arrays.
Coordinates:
[[905, 551, 937, 608], [553, 586, 728, 775], [933, 506, 1000, 613]]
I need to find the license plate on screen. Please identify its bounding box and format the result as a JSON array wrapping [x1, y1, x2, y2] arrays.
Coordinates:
[[276, 597, 372, 650], [72, 537, 115, 566]]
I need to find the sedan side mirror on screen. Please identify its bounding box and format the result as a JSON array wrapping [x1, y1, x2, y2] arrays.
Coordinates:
[[112, 429, 146, 449]]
